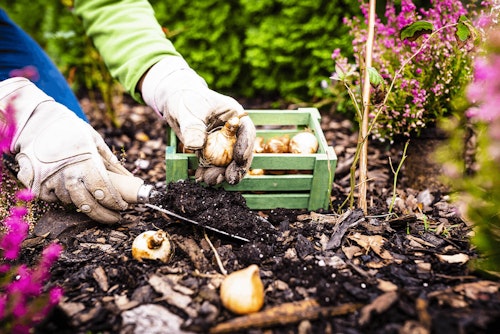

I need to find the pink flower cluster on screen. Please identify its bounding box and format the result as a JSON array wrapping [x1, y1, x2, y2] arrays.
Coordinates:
[[333, 0, 482, 141], [1, 100, 63, 333], [0, 102, 16, 154], [466, 55, 500, 123]]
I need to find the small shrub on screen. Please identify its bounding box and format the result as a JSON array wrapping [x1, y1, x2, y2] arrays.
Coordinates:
[[330, 0, 483, 142]]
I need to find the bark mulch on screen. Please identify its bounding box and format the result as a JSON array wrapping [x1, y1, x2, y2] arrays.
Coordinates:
[[6, 96, 499, 333]]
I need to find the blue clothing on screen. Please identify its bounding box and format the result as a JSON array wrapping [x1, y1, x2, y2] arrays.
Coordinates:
[[0, 9, 87, 121]]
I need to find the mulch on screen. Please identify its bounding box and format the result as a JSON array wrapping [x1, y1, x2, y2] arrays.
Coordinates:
[[5, 96, 499, 333]]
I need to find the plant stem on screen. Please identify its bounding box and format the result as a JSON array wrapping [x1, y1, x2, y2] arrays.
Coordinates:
[[388, 140, 409, 215], [358, 0, 376, 214]]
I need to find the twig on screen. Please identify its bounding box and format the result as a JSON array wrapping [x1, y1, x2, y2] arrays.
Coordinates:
[[204, 231, 227, 276], [388, 140, 410, 215], [209, 299, 362, 334]]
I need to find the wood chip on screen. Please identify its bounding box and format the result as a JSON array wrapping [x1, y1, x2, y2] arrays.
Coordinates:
[[436, 253, 469, 264], [326, 209, 364, 250], [122, 304, 196, 334], [92, 266, 109, 292], [148, 274, 197, 318], [358, 291, 399, 326], [172, 235, 212, 272]]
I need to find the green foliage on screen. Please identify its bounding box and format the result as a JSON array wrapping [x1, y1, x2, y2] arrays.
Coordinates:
[[240, 0, 358, 101], [400, 21, 434, 41], [3, 1, 126, 124], [150, 0, 246, 96], [437, 23, 500, 273], [4, 0, 360, 106], [439, 117, 500, 273]]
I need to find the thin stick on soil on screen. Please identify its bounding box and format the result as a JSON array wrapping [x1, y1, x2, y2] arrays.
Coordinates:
[[204, 231, 228, 276]]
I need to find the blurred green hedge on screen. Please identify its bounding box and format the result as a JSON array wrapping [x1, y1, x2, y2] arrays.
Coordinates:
[[3, 0, 359, 104]]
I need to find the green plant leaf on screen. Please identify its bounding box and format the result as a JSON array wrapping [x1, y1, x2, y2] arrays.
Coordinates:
[[456, 16, 471, 42], [367, 67, 384, 87], [400, 21, 434, 41]]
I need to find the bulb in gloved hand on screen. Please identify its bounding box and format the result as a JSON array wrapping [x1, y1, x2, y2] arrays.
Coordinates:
[[131, 230, 172, 263], [220, 264, 265, 314], [200, 116, 240, 167]]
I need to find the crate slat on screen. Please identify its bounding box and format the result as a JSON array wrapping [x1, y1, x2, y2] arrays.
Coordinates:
[[222, 174, 313, 191], [242, 193, 310, 210], [165, 108, 337, 210]]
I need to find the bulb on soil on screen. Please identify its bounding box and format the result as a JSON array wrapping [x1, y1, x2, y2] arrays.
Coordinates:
[[220, 264, 265, 314], [131, 230, 172, 263]]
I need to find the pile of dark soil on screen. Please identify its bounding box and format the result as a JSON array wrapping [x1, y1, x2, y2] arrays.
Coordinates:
[[6, 96, 499, 333]]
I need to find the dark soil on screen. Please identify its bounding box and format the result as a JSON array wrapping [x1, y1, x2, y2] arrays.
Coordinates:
[[6, 96, 499, 333]]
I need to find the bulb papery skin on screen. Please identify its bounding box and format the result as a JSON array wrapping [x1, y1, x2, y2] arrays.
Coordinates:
[[264, 135, 290, 154], [254, 136, 266, 153], [220, 264, 265, 315], [201, 117, 240, 167], [289, 132, 319, 154], [131, 230, 172, 263]]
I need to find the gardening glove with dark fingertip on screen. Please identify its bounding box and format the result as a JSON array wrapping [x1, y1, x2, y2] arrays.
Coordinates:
[[141, 56, 255, 185], [194, 166, 226, 186], [0, 77, 142, 224]]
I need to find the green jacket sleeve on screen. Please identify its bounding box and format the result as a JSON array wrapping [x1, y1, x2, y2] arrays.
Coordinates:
[[74, 0, 182, 102]]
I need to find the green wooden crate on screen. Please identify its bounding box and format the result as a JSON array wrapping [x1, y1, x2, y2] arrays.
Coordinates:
[[165, 108, 337, 210]]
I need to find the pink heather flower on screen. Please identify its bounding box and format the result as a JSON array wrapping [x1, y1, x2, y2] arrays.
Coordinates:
[[466, 55, 500, 122], [15, 189, 35, 202], [12, 323, 30, 334], [331, 48, 341, 60], [8, 265, 42, 296], [0, 263, 10, 273], [0, 294, 6, 319], [0, 101, 16, 153], [465, 106, 481, 118], [11, 296, 28, 319], [33, 243, 63, 282], [49, 287, 64, 305], [9, 65, 40, 82], [1, 209, 29, 260], [472, 57, 492, 81], [42, 243, 63, 266], [10, 206, 28, 217]]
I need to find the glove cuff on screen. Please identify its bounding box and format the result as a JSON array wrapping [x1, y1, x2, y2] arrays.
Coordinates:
[[141, 56, 203, 116], [0, 77, 54, 153]]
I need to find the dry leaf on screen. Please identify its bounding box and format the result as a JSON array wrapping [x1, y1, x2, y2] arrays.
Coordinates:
[[342, 245, 362, 260], [348, 233, 393, 260]]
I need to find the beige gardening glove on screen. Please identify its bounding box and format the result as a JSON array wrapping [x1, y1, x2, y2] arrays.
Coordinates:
[[141, 56, 256, 185], [0, 77, 142, 224]]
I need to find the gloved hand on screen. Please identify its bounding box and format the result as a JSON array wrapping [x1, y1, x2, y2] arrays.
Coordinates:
[[141, 56, 255, 185], [0, 77, 142, 224]]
